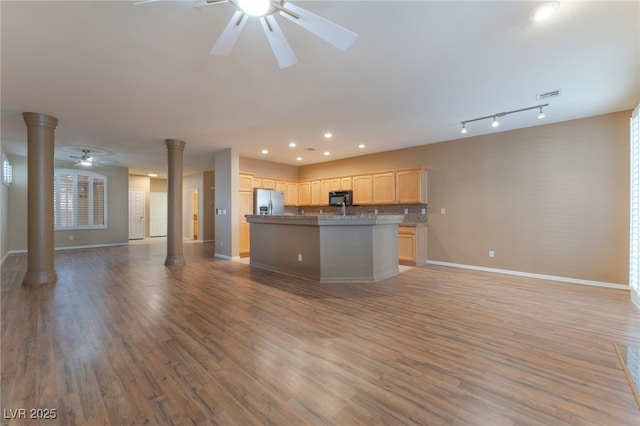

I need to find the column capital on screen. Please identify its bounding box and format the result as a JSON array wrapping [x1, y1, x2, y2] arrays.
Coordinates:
[[165, 139, 186, 151], [23, 112, 58, 129]]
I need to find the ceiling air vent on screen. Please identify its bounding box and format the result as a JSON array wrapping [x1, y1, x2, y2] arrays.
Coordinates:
[[536, 89, 561, 101]]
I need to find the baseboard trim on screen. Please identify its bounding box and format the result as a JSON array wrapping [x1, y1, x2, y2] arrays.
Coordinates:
[[7, 243, 128, 255], [425, 260, 629, 290], [215, 253, 232, 260]]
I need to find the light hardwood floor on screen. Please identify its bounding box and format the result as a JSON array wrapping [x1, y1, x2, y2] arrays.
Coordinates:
[[2, 242, 639, 425]]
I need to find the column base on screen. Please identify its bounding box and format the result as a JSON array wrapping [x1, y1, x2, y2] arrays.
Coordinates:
[[164, 255, 185, 267], [22, 269, 58, 286]]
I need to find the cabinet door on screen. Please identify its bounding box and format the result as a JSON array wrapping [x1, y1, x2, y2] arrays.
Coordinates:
[[261, 178, 276, 189], [373, 173, 396, 204], [298, 181, 311, 206], [286, 182, 299, 206], [239, 174, 253, 192], [396, 169, 426, 204], [398, 227, 416, 265], [311, 180, 322, 205], [329, 178, 341, 191], [239, 190, 253, 257], [320, 180, 331, 205], [340, 177, 352, 190], [352, 175, 372, 205], [252, 177, 262, 188]]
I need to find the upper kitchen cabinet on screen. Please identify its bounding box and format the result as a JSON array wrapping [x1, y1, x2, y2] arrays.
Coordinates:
[[340, 177, 352, 190], [396, 169, 427, 204], [372, 173, 396, 204], [239, 174, 253, 192], [352, 175, 373, 205], [261, 179, 276, 189], [299, 181, 311, 206], [311, 180, 322, 205], [286, 182, 299, 206]]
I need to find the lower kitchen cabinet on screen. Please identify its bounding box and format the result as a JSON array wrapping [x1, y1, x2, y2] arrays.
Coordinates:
[[398, 224, 427, 266]]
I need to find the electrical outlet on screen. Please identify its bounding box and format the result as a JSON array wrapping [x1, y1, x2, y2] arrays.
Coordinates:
[[404, 208, 409, 214], [441, 208, 446, 215], [489, 250, 495, 258], [421, 208, 426, 215], [298, 254, 302, 262], [374, 209, 378, 214]]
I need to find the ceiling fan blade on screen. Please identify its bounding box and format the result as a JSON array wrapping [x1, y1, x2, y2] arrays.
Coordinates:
[[211, 11, 248, 56], [134, 0, 226, 7], [260, 15, 297, 69], [279, 2, 357, 51]]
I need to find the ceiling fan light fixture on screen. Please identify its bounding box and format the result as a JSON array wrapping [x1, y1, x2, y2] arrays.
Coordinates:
[[236, 0, 271, 16], [530, 1, 560, 23]]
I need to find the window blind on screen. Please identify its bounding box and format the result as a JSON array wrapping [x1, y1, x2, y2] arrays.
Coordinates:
[[54, 169, 107, 230]]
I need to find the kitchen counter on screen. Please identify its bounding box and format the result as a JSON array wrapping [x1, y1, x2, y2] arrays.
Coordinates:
[[246, 214, 403, 283]]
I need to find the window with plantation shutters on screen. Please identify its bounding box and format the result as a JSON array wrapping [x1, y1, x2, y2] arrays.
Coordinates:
[[629, 104, 639, 299], [54, 169, 107, 230]]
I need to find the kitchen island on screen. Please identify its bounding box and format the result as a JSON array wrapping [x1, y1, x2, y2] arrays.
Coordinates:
[[246, 214, 404, 283]]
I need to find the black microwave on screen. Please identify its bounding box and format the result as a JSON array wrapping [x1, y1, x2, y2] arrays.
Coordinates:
[[329, 190, 353, 206]]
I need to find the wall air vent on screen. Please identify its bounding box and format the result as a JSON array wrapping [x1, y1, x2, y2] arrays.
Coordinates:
[[536, 89, 561, 101]]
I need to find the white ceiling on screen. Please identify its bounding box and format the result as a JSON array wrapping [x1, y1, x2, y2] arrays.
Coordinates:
[[2, 1, 639, 177]]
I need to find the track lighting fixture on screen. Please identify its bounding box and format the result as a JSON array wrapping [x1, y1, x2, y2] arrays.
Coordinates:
[[460, 103, 549, 135]]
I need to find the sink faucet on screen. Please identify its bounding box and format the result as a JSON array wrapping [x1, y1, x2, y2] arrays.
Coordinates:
[[341, 200, 346, 216]]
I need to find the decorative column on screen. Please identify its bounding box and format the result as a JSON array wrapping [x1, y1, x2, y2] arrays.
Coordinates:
[[165, 139, 186, 266], [22, 112, 58, 286]]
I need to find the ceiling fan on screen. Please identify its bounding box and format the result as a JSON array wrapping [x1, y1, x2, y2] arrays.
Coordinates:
[[71, 149, 94, 167], [135, 0, 358, 68]]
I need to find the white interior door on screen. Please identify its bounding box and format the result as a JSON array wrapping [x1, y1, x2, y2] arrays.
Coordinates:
[[128, 189, 145, 240], [150, 191, 167, 237]]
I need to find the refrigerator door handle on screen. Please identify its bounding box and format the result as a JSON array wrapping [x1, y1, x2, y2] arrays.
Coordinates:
[[268, 199, 273, 215]]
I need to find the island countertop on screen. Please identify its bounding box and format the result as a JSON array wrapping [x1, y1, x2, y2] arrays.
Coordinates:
[[245, 214, 404, 226]]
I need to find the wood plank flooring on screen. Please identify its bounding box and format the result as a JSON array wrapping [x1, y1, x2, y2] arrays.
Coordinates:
[[2, 241, 639, 425]]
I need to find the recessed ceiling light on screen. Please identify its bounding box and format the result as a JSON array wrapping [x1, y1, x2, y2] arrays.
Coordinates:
[[530, 1, 559, 22], [358, 144, 366, 149], [296, 157, 302, 161], [323, 151, 330, 156], [148, 173, 158, 177], [289, 142, 296, 148], [261, 149, 269, 155], [324, 132, 332, 139]]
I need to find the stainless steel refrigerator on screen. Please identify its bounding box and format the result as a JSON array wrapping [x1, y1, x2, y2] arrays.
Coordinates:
[[254, 189, 285, 215]]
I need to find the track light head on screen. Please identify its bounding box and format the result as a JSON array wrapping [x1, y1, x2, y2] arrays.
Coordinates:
[[492, 117, 499, 128], [538, 107, 546, 119], [461, 123, 467, 134]]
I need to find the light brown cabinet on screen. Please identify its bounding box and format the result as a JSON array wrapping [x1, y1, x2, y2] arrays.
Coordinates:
[[398, 225, 427, 266], [239, 174, 253, 192], [286, 182, 298, 206], [396, 169, 427, 204], [340, 177, 352, 190], [311, 180, 322, 205], [239, 189, 253, 257], [298, 181, 311, 206], [352, 175, 372, 205], [372, 172, 396, 204], [261, 179, 276, 189]]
